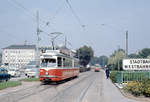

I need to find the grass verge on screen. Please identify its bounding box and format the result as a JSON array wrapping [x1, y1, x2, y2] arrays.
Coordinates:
[[0, 81, 21, 90], [20, 77, 40, 82]]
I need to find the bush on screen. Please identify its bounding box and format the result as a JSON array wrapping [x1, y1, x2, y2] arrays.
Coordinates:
[[125, 81, 143, 96], [125, 79, 150, 97], [110, 71, 118, 83], [142, 79, 150, 97]]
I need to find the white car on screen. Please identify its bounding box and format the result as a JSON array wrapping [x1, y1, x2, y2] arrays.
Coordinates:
[[8, 69, 21, 77], [25, 65, 40, 78]]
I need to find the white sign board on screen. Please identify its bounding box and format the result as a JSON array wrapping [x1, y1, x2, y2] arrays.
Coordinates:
[[123, 59, 150, 70]]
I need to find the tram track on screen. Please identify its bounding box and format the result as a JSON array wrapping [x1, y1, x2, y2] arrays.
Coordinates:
[[0, 71, 94, 102], [0, 82, 55, 102], [14, 85, 54, 102], [78, 75, 96, 102], [15, 71, 94, 102], [0, 83, 42, 97], [5, 71, 88, 98], [48, 71, 96, 102]]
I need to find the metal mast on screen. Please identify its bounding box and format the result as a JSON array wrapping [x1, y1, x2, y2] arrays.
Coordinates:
[[36, 10, 40, 66], [126, 30, 128, 58], [65, 36, 67, 48]]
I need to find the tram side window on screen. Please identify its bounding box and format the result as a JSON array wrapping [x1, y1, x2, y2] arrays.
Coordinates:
[[63, 58, 65, 67], [74, 60, 79, 67], [57, 57, 62, 67], [63, 58, 72, 67]]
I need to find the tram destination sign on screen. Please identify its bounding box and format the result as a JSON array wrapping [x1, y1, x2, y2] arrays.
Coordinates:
[[123, 59, 150, 70]]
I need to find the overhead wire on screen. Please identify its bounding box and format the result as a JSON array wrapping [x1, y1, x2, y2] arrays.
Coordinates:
[[6, 0, 61, 43], [0, 30, 23, 46], [99, 24, 126, 33], [41, 31, 72, 48], [6, 0, 35, 23], [7, 0, 55, 30], [65, 0, 85, 29], [5, 0, 82, 48], [47, 0, 66, 26], [8, 0, 85, 30], [0, 30, 18, 40], [54, 37, 73, 49]]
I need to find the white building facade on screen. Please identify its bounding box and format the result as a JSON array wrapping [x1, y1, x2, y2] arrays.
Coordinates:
[[2, 45, 36, 69]]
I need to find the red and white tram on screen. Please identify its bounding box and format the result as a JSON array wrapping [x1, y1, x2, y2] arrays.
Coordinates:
[[39, 50, 80, 82]]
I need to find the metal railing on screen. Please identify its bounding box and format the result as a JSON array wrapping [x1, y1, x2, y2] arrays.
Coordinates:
[[117, 71, 150, 84]]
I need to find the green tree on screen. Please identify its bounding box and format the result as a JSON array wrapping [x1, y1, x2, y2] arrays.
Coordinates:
[[90, 56, 108, 67], [77, 45, 94, 67], [128, 53, 138, 58], [108, 49, 125, 70], [90, 57, 100, 65], [99, 56, 108, 67], [138, 48, 150, 58], [0, 53, 2, 66]]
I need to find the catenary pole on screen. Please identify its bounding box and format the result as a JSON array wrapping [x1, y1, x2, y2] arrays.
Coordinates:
[[126, 31, 128, 58], [65, 36, 67, 48], [36, 10, 40, 66]]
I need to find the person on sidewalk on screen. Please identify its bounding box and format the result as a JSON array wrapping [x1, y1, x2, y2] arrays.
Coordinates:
[[105, 68, 110, 79]]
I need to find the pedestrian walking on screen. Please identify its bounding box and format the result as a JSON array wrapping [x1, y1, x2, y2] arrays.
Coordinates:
[[105, 68, 110, 79]]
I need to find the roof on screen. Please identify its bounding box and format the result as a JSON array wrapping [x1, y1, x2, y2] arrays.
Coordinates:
[[42, 50, 64, 57], [3, 45, 36, 49]]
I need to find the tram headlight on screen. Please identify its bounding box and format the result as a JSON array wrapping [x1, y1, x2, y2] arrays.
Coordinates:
[[45, 72, 48, 75]]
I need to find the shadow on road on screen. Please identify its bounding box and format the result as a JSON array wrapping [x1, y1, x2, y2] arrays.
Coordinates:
[[41, 76, 78, 85]]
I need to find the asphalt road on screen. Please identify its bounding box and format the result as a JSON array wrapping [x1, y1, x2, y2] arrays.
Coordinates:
[[0, 71, 147, 102]]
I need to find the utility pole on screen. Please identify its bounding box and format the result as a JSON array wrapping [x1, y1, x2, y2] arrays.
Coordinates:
[[126, 30, 128, 58], [36, 10, 40, 67], [118, 60, 120, 71], [118, 45, 120, 71]]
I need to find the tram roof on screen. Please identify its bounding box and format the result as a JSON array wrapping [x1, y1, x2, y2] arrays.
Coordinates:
[[41, 50, 79, 60], [41, 50, 63, 56], [41, 50, 70, 58]]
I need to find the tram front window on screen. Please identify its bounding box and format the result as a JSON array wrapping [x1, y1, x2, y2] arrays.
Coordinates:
[[41, 59, 56, 67]]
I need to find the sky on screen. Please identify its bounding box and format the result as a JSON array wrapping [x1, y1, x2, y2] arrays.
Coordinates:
[[0, 0, 150, 56]]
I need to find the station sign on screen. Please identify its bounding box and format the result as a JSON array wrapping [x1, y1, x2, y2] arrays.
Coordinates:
[[123, 59, 150, 70]]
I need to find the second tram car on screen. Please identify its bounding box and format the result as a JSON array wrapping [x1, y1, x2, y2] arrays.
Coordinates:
[[39, 50, 79, 82], [94, 64, 100, 72]]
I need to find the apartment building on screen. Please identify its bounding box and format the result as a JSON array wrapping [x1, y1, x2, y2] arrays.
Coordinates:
[[2, 45, 36, 69]]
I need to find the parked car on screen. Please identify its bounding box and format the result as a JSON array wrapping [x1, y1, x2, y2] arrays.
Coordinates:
[[86, 65, 91, 71], [0, 67, 11, 81], [25, 65, 40, 78], [8, 68, 21, 77]]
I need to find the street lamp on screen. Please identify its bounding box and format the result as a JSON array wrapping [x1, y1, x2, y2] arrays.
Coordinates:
[[100, 23, 128, 57], [99, 23, 128, 70]]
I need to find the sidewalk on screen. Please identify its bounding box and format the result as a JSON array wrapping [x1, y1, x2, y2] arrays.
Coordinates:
[[82, 71, 146, 102]]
